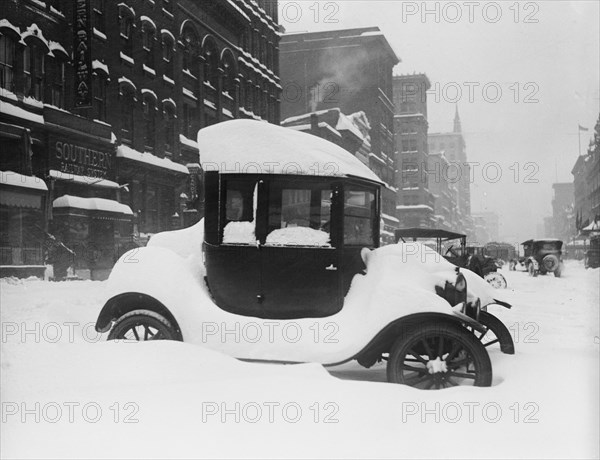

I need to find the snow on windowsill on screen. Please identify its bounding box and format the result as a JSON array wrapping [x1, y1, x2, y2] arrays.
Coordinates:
[[93, 28, 107, 41], [120, 52, 134, 65], [163, 75, 175, 85], [143, 64, 156, 76], [179, 134, 198, 148], [223, 221, 256, 245]]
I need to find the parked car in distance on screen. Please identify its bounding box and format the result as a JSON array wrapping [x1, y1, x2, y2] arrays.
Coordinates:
[[517, 239, 564, 277]]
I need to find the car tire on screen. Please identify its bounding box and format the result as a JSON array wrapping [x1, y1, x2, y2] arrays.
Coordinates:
[[554, 264, 563, 278], [386, 322, 492, 389], [107, 309, 180, 341], [484, 272, 507, 289]]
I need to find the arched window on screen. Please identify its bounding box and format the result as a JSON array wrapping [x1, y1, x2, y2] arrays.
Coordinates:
[[181, 26, 198, 76], [0, 35, 16, 91], [163, 103, 176, 154], [143, 93, 156, 150], [23, 44, 45, 100], [203, 38, 219, 89], [161, 32, 175, 79], [92, 74, 107, 121], [119, 6, 134, 56], [221, 50, 236, 102], [119, 84, 136, 143], [142, 20, 155, 69], [49, 57, 66, 108]]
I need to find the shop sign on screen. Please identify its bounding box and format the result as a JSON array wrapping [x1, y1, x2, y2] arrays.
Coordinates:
[[49, 137, 115, 181], [73, 0, 93, 108]]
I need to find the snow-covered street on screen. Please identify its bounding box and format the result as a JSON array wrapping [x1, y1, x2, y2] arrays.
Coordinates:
[[1, 261, 598, 459]]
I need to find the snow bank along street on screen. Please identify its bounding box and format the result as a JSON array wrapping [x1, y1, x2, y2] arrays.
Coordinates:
[[1, 261, 598, 459]]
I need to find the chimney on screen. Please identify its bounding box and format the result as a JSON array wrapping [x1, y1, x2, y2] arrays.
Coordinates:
[[310, 113, 319, 135]]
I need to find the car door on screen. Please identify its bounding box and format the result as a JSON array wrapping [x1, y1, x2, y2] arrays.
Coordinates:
[[259, 180, 342, 319]]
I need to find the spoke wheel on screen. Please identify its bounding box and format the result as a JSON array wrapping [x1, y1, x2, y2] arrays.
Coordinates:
[[107, 309, 179, 341], [387, 322, 492, 389], [484, 272, 507, 289]]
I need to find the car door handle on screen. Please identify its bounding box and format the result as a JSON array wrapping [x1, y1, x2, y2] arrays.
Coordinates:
[[325, 264, 337, 271]]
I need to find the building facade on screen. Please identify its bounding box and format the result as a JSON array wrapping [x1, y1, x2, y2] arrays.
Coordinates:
[[428, 108, 473, 235], [392, 73, 435, 228], [0, 0, 281, 278], [551, 182, 574, 241], [471, 211, 499, 244], [427, 152, 458, 230], [279, 27, 399, 243], [572, 115, 600, 233]]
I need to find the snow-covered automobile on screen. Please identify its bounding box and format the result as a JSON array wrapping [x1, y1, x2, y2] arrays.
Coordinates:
[[95, 120, 513, 390]]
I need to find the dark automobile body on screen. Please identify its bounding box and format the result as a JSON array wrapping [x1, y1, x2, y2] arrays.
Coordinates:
[[520, 239, 564, 277], [394, 228, 501, 278], [203, 171, 380, 319]]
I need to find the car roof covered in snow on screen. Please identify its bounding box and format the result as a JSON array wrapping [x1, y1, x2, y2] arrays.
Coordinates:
[[196, 119, 382, 184]]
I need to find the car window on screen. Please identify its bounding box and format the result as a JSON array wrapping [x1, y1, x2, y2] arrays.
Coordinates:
[[222, 180, 257, 245], [265, 186, 332, 247], [344, 189, 375, 246]]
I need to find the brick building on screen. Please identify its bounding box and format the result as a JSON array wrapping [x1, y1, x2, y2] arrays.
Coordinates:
[[279, 27, 399, 243], [427, 152, 458, 230], [572, 115, 600, 233], [0, 0, 281, 278], [393, 73, 435, 228]]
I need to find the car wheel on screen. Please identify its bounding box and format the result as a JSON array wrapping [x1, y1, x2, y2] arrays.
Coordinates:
[[107, 309, 179, 341], [554, 264, 563, 278], [484, 272, 507, 289], [386, 322, 492, 389], [468, 311, 515, 354]]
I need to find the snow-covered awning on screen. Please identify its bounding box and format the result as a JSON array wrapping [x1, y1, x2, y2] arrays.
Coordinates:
[[1, 171, 48, 191], [53, 195, 133, 215], [116, 145, 189, 174], [49, 170, 120, 189], [0, 100, 44, 124], [197, 119, 382, 184]]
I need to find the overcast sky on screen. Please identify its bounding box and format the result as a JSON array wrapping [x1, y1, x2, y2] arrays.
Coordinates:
[[279, 0, 600, 241]]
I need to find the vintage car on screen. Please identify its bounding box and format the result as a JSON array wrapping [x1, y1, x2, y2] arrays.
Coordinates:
[[394, 228, 508, 289], [95, 120, 514, 390], [517, 239, 564, 277]]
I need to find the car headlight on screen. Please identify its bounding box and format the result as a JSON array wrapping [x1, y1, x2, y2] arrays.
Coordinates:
[[455, 273, 467, 292]]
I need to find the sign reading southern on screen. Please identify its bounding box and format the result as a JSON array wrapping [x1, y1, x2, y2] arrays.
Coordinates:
[[73, 0, 93, 108], [50, 137, 115, 181]]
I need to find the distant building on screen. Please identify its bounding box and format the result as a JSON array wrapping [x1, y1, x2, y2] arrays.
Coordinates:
[[393, 73, 435, 228], [427, 152, 458, 230], [279, 27, 399, 243], [551, 182, 574, 241], [572, 116, 600, 232], [428, 107, 473, 235], [472, 211, 499, 244]]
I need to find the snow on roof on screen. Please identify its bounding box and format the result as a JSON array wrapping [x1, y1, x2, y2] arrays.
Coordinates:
[[0, 100, 44, 124], [48, 170, 119, 189], [197, 120, 382, 183], [116, 144, 189, 174], [1, 171, 48, 191], [53, 195, 132, 215]]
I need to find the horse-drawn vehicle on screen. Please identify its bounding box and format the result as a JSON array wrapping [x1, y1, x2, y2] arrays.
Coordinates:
[[95, 120, 513, 390]]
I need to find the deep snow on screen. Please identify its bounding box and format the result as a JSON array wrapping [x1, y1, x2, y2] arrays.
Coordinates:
[[1, 262, 598, 459]]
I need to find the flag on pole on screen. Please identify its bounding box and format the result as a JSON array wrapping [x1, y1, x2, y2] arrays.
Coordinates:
[[579, 125, 589, 131]]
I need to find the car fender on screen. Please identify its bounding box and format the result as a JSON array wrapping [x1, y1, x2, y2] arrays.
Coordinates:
[[96, 246, 205, 338]]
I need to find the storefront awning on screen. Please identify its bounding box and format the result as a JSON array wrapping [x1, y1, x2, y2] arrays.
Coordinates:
[[49, 170, 120, 189], [1, 171, 48, 191], [116, 144, 189, 174], [53, 195, 133, 215]]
